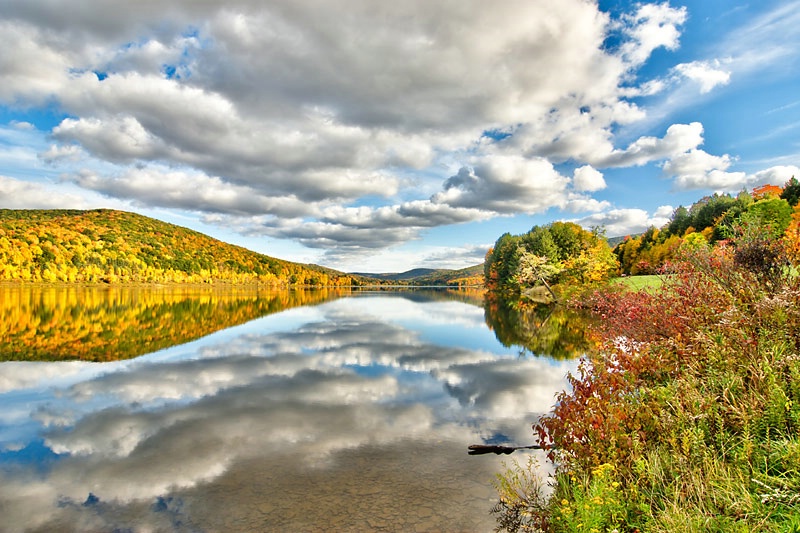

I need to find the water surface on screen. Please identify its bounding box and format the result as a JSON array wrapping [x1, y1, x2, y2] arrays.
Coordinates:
[[0, 287, 583, 532]]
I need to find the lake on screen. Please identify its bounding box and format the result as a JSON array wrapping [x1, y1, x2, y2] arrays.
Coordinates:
[[0, 284, 589, 532]]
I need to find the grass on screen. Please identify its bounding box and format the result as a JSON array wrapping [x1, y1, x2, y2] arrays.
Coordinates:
[[610, 274, 663, 292]]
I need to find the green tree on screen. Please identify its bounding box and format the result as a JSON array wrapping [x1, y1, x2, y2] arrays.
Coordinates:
[[742, 197, 793, 238], [522, 225, 559, 261], [667, 205, 691, 237], [781, 176, 800, 207], [689, 193, 739, 232]]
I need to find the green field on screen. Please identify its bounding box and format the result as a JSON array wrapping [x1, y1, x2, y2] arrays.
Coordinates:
[[611, 274, 663, 291]]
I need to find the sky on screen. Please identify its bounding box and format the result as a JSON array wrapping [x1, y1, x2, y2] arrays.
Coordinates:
[[1, 1, 799, 273]]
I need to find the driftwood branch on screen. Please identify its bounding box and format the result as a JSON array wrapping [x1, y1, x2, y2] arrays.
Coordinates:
[[538, 276, 558, 303], [467, 444, 543, 455]]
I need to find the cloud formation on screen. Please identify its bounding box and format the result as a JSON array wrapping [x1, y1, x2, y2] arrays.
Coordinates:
[[0, 1, 797, 267]]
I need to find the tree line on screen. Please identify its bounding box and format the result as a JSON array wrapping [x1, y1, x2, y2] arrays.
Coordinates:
[[615, 178, 800, 275], [485, 177, 800, 294]]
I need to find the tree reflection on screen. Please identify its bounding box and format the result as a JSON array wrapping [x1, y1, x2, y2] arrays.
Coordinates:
[[0, 284, 350, 361], [483, 292, 598, 359]]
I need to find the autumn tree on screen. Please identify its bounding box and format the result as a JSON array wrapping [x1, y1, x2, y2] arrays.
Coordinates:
[[783, 203, 800, 264], [486, 222, 618, 293]]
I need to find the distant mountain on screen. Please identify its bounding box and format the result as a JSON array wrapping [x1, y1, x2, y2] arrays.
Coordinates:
[[352, 264, 484, 286], [0, 209, 361, 286], [607, 234, 638, 247], [351, 268, 438, 281]]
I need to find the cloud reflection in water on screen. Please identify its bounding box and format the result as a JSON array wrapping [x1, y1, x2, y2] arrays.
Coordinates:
[[0, 293, 578, 531]]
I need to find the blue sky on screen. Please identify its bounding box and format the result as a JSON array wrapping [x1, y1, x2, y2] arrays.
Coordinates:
[[0, 1, 798, 272]]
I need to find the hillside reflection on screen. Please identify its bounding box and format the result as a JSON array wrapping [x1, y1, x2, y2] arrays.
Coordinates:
[[0, 284, 349, 361], [483, 292, 598, 359]]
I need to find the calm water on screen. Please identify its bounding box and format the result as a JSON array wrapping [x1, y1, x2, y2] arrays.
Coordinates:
[[0, 286, 585, 532]]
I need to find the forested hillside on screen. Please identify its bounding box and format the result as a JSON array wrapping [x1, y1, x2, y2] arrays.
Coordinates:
[[413, 264, 484, 286], [0, 209, 357, 286]]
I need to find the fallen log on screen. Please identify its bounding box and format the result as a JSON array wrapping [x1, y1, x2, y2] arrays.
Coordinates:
[[467, 444, 543, 455]]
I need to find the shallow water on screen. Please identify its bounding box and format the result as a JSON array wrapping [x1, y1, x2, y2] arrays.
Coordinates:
[[0, 288, 580, 532]]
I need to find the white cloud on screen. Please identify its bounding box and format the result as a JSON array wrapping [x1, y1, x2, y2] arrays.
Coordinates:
[[70, 166, 320, 218], [39, 143, 84, 164], [600, 122, 705, 168], [576, 207, 673, 237], [0, 175, 90, 209], [663, 149, 743, 190], [417, 244, 491, 270], [748, 165, 800, 187], [10, 121, 35, 130], [668, 162, 800, 193], [0, 0, 796, 267], [572, 165, 606, 192], [564, 196, 612, 214], [673, 59, 731, 94], [435, 155, 571, 214], [616, 2, 687, 66], [0, 20, 71, 104]]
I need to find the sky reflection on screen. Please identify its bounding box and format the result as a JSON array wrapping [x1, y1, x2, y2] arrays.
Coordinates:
[[0, 292, 578, 532]]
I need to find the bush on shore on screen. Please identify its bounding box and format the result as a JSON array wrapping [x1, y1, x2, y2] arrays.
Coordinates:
[[493, 224, 800, 532]]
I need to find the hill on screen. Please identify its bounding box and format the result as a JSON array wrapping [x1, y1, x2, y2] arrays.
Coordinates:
[[350, 268, 438, 281], [352, 264, 484, 286], [0, 209, 359, 286]]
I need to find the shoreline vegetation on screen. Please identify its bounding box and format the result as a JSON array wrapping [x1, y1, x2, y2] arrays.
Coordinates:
[[488, 179, 800, 532]]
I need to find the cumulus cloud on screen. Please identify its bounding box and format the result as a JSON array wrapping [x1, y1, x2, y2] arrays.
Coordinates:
[[436, 156, 571, 214], [39, 143, 84, 164], [616, 2, 688, 66], [202, 152, 603, 260], [572, 165, 606, 192], [0, 175, 90, 209], [674, 59, 732, 93], [663, 149, 743, 190], [600, 122, 706, 168], [576, 206, 674, 237], [0, 0, 794, 267], [417, 244, 492, 269], [71, 167, 319, 217], [673, 164, 800, 193]]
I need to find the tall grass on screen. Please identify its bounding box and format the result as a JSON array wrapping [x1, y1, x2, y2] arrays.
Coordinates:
[[493, 236, 800, 532]]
